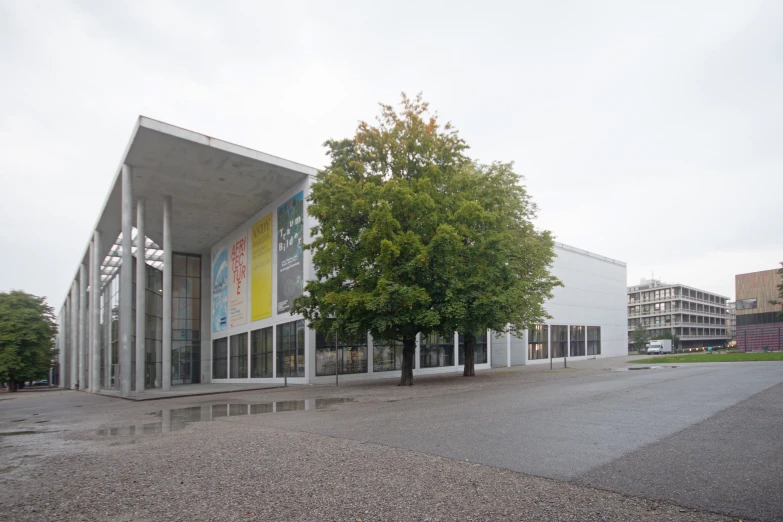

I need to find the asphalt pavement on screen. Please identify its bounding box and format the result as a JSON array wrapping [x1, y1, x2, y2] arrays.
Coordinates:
[[246, 362, 783, 520]]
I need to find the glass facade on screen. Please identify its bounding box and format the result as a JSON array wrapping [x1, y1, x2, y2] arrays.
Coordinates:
[[132, 259, 165, 389], [107, 275, 121, 388], [373, 340, 402, 372], [569, 326, 586, 356], [551, 325, 568, 358], [528, 324, 548, 360], [230, 333, 248, 378], [420, 334, 454, 368], [587, 326, 601, 355], [277, 320, 305, 378], [315, 333, 368, 376], [212, 337, 228, 379], [250, 327, 273, 378], [458, 332, 488, 365], [172, 254, 201, 385]]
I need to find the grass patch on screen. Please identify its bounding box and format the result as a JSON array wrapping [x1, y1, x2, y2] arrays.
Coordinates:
[[632, 352, 783, 364]]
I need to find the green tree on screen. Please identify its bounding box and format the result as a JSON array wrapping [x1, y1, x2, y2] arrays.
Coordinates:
[[653, 329, 680, 351], [630, 323, 650, 353], [293, 93, 473, 385], [0, 291, 58, 392], [441, 161, 560, 376], [768, 262, 783, 320]]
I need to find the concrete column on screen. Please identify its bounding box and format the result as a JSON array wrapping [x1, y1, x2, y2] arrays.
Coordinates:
[[119, 164, 133, 397], [91, 231, 101, 393], [506, 326, 511, 368], [87, 259, 93, 391], [162, 195, 172, 391], [79, 264, 87, 391], [104, 289, 111, 387], [70, 282, 78, 389], [59, 307, 68, 388], [135, 199, 147, 394]]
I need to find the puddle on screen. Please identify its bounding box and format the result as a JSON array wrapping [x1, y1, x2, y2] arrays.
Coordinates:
[[97, 398, 355, 437], [0, 431, 40, 436]]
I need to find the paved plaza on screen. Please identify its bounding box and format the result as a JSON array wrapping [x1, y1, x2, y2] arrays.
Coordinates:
[[1, 356, 781, 521]]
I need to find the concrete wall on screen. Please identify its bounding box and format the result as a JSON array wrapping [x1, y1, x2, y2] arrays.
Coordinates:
[[490, 330, 507, 368], [542, 243, 628, 360], [510, 332, 526, 366]]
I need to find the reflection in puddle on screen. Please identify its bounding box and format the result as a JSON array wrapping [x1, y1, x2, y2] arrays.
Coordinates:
[[97, 398, 354, 436]]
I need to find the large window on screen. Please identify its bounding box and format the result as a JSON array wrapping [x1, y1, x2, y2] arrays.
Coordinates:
[[420, 334, 454, 368], [277, 320, 305, 378], [587, 326, 601, 355], [373, 340, 402, 372], [230, 333, 248, 378], [315, 333, 368, 376], [528, 324, 548, 360], [551, 325, 568, 358], [172, 254, 201, 384], [144, 265, 163, 388], [212, 337, 228, 379], [458, 332, 488, 365], [570, 326, 585, 356], [251, 327, 273, 378]]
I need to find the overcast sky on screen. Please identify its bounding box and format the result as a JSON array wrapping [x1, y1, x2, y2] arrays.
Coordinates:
[[1, 0, 781, 309]]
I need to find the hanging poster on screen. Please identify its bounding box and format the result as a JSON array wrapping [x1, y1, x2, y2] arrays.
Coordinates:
[[277, 191, 304, 313], [229, 234, 248, 327], [251, 214, 273, 321], [211, 247, 228, 332]]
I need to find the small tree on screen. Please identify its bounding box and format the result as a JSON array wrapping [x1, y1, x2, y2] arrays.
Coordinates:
[[768, 262, 783, 320], [0, 291, 58, 392], [441, 161, 560, 376], [654, 330, 680, 351], [630, 323, 650, 353]]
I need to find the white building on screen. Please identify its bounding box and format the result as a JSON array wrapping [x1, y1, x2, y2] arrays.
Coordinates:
[[54, 117, 628, 395]]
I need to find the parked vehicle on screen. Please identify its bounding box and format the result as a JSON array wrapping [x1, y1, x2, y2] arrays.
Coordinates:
[[646, 339, 673, 355]]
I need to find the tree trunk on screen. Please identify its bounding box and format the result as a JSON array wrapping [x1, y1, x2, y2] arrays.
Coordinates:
[[399, 338, 416, 386], [462, 331, 476, 377], [8, 380, 18, 392]]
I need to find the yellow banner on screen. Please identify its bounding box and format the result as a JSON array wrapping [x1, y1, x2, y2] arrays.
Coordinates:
[[250, 214, 273, 321]]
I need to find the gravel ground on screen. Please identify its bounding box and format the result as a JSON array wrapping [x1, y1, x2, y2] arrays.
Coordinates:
[[1, 419, 732, 522], [0, 358, 736, 521]]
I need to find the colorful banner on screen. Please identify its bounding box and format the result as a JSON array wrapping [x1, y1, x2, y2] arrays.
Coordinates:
[[251, 214, 273, 321], [211, 247, 228, 332], [277, 191, 304, 313], [229, 234, 248, 327]]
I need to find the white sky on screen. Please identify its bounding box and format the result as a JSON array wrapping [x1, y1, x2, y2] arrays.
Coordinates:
[[1, 0, 781, 309]]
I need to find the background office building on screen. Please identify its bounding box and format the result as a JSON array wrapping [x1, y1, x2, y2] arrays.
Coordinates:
[[627, 279, 728, 350], [54, 117, 628, 396], [726, 301, 736, 342], [735, 269, 783, 352]]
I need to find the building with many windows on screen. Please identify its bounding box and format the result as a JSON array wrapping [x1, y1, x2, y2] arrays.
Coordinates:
[[726, 301, 736, 342], [627, 279, 729, 350], [735, 269, 783, 352], [53, 117, 628, 396]]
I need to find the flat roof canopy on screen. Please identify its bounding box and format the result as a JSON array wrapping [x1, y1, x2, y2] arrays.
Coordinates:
[[71, 117, 317, 296]]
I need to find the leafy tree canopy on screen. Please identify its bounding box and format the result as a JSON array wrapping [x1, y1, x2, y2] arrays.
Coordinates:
[[630, 323, 650, 351], [0, 291, 58, 390], [293, 93, 558, 383], [439, 161, 560, 375], [768, 262, 783, 321]]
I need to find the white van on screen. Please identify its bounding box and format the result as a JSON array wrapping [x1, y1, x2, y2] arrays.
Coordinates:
[[646, 339, 673, 355]]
